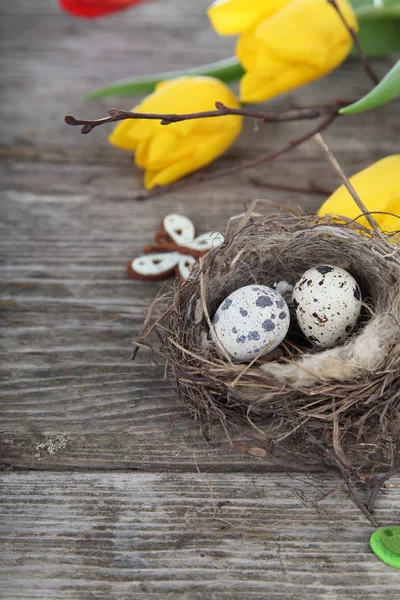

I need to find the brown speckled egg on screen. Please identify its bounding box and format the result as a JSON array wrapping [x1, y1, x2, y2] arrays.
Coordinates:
[[292, 265, 362, 348], [212, 285, 290, 362]]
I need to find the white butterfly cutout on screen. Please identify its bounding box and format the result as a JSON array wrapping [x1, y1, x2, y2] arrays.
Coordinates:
[[128, 214, 224, 281]]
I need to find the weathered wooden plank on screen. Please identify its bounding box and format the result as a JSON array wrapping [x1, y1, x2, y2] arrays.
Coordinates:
[[1, 0, 399, 472], [1, 472, 400, 600], [1, 0, 400, 596]]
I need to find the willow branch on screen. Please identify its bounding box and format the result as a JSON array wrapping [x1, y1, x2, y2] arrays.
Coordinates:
[[134, 112, 338, 200], [198, 113, 338, 181], [327, 0, 380, 86], [65, 100, 347, 134]]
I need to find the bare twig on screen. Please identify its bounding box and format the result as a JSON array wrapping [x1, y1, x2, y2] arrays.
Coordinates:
[[193, 452, 233, 528], [327, 0, 380, 85], [198, 113, 338, 181], [340, 465, 378, 526], [132, 113, 338, 200], [303, 424, 378, 525], [367, 433, 400, 513], [131, 281, 172, 360], [65, 100, 346, 134], [312, 133, 383, 236]]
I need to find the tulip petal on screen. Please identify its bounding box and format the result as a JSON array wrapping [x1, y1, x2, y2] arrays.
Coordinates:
[[240, 66, 314, 103], [108, 118, 140, 151], [207, 0, 291, 35], [60, 0, 146, 18], [109, 76, 243, 189], [134, 137, 152, 168], [235, 0, 358, 103], [144, 158, 198, 189], [318, 155, 400, 233], [252, 0, 357, 70], [194, 129, 243, 165], [143, 131, 192, 169], [144, 127, 242, 189], [150, 77, 239, 113]]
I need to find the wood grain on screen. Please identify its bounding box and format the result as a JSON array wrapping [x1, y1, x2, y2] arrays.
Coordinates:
[[1, 0, 399, 471], [1, 1, 399, 596], [1, 472, 400, 600]]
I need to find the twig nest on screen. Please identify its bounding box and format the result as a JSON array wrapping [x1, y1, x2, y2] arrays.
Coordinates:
[[137, 207, 400, 509]]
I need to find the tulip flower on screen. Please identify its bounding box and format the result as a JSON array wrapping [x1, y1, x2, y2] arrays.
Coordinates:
[[60, 0, 147, 18], [109, 76, 243, 189], [318, 155, 400, 234], [208, 0, 359, 103]]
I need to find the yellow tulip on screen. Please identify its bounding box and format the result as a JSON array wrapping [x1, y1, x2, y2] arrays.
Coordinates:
[[208, 0, 358, 103], [318, 155, 400, 234], [108, 76, 243, 189]]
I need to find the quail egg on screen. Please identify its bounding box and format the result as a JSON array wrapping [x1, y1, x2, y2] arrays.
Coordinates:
[[212, 285, 290, 362], [292, 265, 362, 348]]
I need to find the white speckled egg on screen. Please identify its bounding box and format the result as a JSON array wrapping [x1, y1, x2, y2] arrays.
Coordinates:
[[212, 285, 290, 362], [292, 265, 362, 348]]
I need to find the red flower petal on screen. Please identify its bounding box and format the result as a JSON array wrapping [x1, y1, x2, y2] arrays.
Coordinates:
[[60, 0, 147, 18]]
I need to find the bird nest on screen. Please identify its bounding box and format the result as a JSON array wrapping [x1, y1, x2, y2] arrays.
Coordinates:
[[135, 203, 400, 521]]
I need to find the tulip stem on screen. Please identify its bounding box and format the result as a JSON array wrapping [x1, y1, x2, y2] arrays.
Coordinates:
[[327, 0, 380, 86], [65, 100, 347, 134]]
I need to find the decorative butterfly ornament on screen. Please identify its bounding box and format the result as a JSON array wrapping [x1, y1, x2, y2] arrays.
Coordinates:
[[127, 214, 224, 281]]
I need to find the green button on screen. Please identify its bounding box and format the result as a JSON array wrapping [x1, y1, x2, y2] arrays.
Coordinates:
[[380, 526, 400, 555], [370, 526, 400, 569]]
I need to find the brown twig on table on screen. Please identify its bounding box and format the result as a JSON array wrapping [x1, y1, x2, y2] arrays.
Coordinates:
[[303, 424, 378, 525], [133, 113, 338, 200], [248, 178, 335, 196], [199, 113, 338, 181], [132, 112, 338, 200], [65, 100, 346, 134], [327, 0, 380, 85], [367, 433, 400, 513], [193, 452, 233, 528], [339, 465, 378, 526]]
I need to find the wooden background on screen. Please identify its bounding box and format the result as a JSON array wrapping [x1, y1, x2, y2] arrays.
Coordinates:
[[1, 0, 399, 598]]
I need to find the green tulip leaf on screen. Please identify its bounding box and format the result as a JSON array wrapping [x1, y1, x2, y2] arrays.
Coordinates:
[[354, 18, 400, 56], [340, 59, 400, 114], [85, 57, 245, 101], [350, 0, 400, 19]]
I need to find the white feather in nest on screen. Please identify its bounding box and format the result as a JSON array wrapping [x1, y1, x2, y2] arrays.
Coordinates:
[[260, 313, 395, 387]]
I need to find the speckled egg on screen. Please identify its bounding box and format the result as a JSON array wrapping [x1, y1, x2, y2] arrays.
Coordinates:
[[212, 285, 290, 362], [292, 265, 362, 348]]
